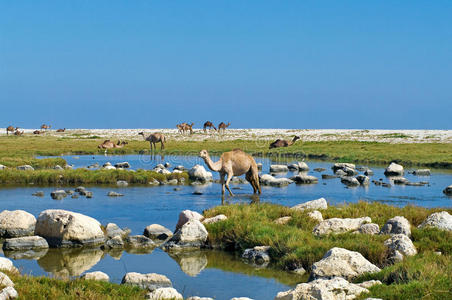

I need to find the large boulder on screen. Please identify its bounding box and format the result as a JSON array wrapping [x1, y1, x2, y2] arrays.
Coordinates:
[[418, 211, 452, 231], [176, 210, 204, 231], [384, 162, 404, 176], [188, 165, 213, 182], [270, 165, 289, 173], [121, 272, 172, 290], [290, 175, 318, 184], [81, 271, 110, 282], [384, 234, 417, 263], [380, 216, 411, 236], [275, 277, 369, 300], [313, 217, 371, 236], [146, 287, 183, 300], [442, 185, 452, 196], [2, 236, 49, 251], [0, 210, 36, 238], [242, 246, 271, 265], [163, 220, 208, 250], [311, 247, 380, 280], [144, 224, 173, 240], [260, 174, 293, 187], [291, 198, 327, 211], [34, 209, 106, 247]]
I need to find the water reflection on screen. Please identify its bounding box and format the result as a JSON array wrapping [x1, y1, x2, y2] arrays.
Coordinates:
[[168, 251, 208, 277], [3, 248, 48, 260], [37, 248, 104, 278]]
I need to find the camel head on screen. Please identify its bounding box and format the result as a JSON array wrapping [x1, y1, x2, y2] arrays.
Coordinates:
[[138, 132, 144, 136], [293, 136, 301, 142], [199, 149, 209, 159]]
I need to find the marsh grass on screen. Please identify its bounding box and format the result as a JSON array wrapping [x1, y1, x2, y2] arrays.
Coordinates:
[[0, 168, 188, 185], [203, 201, 452, 271], [4, 271, 146, 300], [1, 136, 451, 169]]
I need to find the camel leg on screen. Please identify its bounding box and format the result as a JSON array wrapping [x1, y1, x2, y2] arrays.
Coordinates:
[[246, 171, 257, 194], [161, 141, 164, 150], [219, 172, 226, 195], [225, 172, 234, 196]]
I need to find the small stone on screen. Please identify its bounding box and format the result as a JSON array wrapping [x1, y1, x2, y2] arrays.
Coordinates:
[[291, 198, 327, 211], [81, 271, 110, 282], [202, 215, 227, 225], [32, 191, 44, 197], [107, 191, 124, 197], [274, 216, 292, 225], [125, 235, 155, 248], [50, 190, 67, 200], [121, 272, 172, 290], [242, 246, 270, 265], [308, 210, 323, 222], [146, 287, 182, 300]]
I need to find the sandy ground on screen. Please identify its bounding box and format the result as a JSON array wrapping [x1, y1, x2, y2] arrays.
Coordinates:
[[2, 128, 451, 143]]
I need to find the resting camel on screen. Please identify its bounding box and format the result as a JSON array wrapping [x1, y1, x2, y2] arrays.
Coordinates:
[[14, 130, 24, 136], [33, 130, 42, 135], [203, 121, 217, 133], [218, 122, 230, 133], [6, 126, 15, 135], [56, 128, 66, 132], [139, 132, 166, 151], [98, 140, 128, 150], [115, 140, 128, 148], [269, 136, 301, 149], [41, 124, 51, 131], [199, 149, 261, 196]]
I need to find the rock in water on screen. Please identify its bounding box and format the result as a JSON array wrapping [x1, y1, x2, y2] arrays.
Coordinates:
[[290, 174, 318, 184], [384, 162, 404, 176], [34, 209, 106, 247], [144, 224, 173, 240], [176, 210, 204, 231], [443, 185, 452, 196], [0, 210, 36, 238], [2, 236, 49, 251], [270, 165, 289, 173], [121, 272, 172, 290], [163, 220, 208, 250], [188, 165, 213, 182], [242, 246, 271, 265], [310, 247, 380, 280]]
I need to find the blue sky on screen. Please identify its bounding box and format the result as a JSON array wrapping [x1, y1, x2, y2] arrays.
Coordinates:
[[1, 1, 451, 129]]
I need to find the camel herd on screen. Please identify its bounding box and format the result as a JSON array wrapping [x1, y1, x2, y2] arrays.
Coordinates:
[[6, 124, 66, 136], [176, 121, 231, 134]]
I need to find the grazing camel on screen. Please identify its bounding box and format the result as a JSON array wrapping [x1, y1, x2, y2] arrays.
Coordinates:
[[203, 121, 217, 133], [139, 132, 166, 151], [269, 136, 301, 149], [218, 122, 230, 133], [176, 123, 185, 134], [41, 124, 51, 131], [56, 128, 66, 132], [6, 126, 15, 136], [14, 130, 24, 136], [199, 149, 261, 196], [182, 123, 194, 134]]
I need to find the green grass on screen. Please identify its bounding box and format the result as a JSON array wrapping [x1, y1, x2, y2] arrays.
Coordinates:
[[203, 201, 452, 272], [0, 168, 188, 185], [0, 136, 451, 169], [3, 271, 146, 300]]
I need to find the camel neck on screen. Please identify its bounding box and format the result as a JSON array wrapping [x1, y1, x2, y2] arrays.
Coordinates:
[[203, 154, 222, 172]]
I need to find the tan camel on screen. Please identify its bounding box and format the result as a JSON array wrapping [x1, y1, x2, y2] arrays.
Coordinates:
[[115, 140, 128, 148], [98, 140, 115, 149], [203, 121, 217, 133], [6, 126, 15, 135], [56, 128, 66, 132], [139, 132, 166, 151], [218, 122, 230, 133], [176, 123, 185, 134], [269, 136, 301, 149], [199, 149, 261, 196], [182, 122, 194, 134], [41, 124, 51, 131]]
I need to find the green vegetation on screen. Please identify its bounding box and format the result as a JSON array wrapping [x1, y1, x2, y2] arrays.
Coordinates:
[[1, 136, 451, 169], [0, 168, 188, 185], [203, 202, 452, 299], [378, 133, 413, 139], [4, 271, 146, 300]]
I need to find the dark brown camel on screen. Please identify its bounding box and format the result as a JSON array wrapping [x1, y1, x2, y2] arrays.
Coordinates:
[[218, 122, 230, 133], [269, 136, 301, 149], [33, 130, 42, 135], [203, 121, 217, 133], [41, 124, 51, 131], [139, 132, 166, 151], [6, 126, 15, 136], [56, 128, 66, 132], [14, 130, 24, 136]]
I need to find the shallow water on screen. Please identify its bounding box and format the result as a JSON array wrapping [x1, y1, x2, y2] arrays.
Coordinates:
[[0, 154, 451, 299]]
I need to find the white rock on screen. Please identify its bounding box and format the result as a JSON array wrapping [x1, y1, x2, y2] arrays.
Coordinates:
[[418, 211, 452, 231], [176, 210, 204, 231], [2, 236, 49, 251], [0, 272, 14, 287], [231, 298, 254, 300], [242, 246, 271, 264], [0, 210, 36, 238], [384, 162, 404, 176], [275, 277, 368, 300], [34, 209, 106, 247], [121, 272, 172, 290], [291, 198, 328, 211], [187, 297, 214, 300], [270, 165, 289, 173], [0, 258, 16, 273], [274, 216, 292, 225], [384, 234, 417, 258], [260, 174, 293, 187], [81, 271, 110, 282], [380, 216, 411, 236], [164, 220, 208, 250], [0, 286, 18, 299], [307, 210, 323, 222], [311, 247, 380, 280], [357, 280, 382, 289], [313, 217, 371, 236], [290, 174, 318, 184], [332, 163, 356, 172], [202, 214, 227, 225], [144, 224, 173, 240], [358, 223, 380, 235], [146, 288, 183, 300], [16, 165, 34, 171], [443, 185, 452, 196], [188, 165, 213, 182], [340, 176, 360, 186]]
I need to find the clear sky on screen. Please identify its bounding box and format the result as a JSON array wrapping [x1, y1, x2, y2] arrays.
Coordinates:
[[1, 1, 451, 129]]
